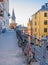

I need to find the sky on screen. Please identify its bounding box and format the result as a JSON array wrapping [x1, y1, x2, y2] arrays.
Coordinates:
[[9, 0, 48, 26]]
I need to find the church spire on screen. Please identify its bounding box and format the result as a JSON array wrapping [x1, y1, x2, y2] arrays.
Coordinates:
[[29, 18, 30, 22], [12, 9, 16, 22]]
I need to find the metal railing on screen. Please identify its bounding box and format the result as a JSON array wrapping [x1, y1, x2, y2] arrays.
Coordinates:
[[16, 29, 48, 65]]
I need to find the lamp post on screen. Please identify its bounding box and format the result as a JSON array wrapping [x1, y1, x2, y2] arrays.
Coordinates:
[[30, 20, 32, 43], [23, 25, 24, 42], [30, 20, 37, 62]]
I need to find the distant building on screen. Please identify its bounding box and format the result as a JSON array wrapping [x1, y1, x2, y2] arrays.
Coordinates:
[[16, 25, 27, 34], [0, 0, 9, 30], [32, 3, 48, 39], [27, 18, 32, 36], [27, 18, 32, 43]]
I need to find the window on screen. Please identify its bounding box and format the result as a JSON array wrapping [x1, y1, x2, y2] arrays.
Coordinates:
[[44, 13, 47, 17], [44, 20, 47, 25], [35, 14, 37, 19], [35, 28, 37, 32], [35, 16, 36, 19], [35, 22, 37, 25], [44, 28, 47, 32]]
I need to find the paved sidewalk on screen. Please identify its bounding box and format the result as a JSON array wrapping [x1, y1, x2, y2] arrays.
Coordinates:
[[0, 30, 26, 65]]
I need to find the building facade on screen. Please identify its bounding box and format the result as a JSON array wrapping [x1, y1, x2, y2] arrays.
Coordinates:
[[32, 3, 48, 39], [0, 0, 9, 30]]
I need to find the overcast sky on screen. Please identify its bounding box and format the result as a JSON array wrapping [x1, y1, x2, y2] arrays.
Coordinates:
[[9, 0, 48, 26]]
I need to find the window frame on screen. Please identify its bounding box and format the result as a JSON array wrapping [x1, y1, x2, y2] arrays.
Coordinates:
[[44, 20, 47, 25], [44, 28, 47, 32], [44, 13, 47, 17]]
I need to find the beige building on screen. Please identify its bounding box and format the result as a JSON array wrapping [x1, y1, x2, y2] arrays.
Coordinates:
[[4, 0, 9, 13]]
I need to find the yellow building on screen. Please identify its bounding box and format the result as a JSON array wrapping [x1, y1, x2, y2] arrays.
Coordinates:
[[32, 3, 48, 39]]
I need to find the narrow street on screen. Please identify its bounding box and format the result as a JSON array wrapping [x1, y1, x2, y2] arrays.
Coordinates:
[[0, 30, 26, 65]]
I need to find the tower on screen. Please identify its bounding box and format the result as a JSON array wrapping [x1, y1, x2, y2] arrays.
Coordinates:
[[9, 9, 16, 29], [12, 9, 16, 23]]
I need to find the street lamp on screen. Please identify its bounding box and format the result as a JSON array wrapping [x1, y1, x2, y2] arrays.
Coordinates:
[[30, 20, 33, 44], [30, 20, 37, 62]]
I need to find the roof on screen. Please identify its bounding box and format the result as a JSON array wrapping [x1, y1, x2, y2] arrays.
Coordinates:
[[12, 9, 16, 21], [32, 3, 48, 16]]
